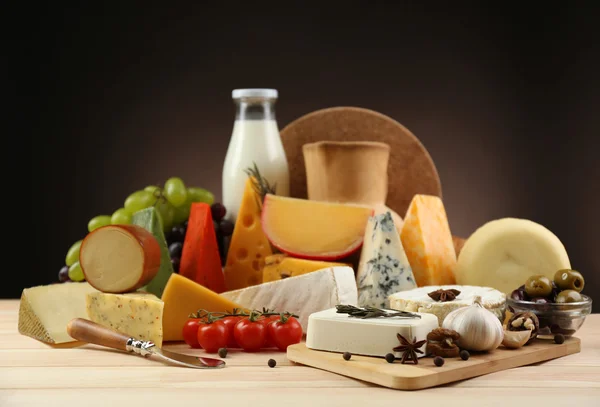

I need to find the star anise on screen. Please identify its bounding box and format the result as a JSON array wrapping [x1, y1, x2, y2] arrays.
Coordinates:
[[392, 333, 426, 364], [427, 288, 461, 302]]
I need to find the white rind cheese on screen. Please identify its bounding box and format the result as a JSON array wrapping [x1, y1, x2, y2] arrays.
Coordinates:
[[306, 307, 438, 358], [221, 266, 357, 333], [388, 285, 506, 325], [356, 212, 416, 308]]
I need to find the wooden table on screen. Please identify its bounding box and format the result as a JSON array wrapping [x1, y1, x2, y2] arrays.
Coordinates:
[[1, 300, 599, 406]]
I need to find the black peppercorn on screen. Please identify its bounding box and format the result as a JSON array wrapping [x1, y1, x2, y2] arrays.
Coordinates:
[[554, 334, 565, 344], [218, 348, 228, 358], [268, 359, 276, 368], [460, 350, 470, 360], [433, 356, 445, 367], [385, 353, 395, 363], [343, 352, 352, 361]]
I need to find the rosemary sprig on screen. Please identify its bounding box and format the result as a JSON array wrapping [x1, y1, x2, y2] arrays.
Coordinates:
[[188, 308, 299, 320], [244, 162, 277, 209], [335, 304, 421, 319]]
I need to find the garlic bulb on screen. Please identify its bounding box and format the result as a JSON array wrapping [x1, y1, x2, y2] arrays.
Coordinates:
[[442, 295, 504, 352]]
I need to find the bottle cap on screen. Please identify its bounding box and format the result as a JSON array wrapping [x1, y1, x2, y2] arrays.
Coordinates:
[[232, 88, 278, 99]]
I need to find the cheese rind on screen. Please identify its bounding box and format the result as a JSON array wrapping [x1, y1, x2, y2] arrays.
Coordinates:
[[161, 274, 245, 341], [306, 307, 438, 358], [221, 267, 358, 333], [86, 292, 164, 348], [18, 282, 98, 344], [400, 195, 457, 286], [455, 218, 571, 294], [263, 254, 350, 283], [356, 212, 417, 308], [388, 285, 506, 325]]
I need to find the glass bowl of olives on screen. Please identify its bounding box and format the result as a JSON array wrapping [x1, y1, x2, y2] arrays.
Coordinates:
[[507, 269, 592, 339]]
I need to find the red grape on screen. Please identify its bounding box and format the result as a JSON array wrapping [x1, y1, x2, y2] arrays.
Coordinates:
[[211, 203, 227, 222]]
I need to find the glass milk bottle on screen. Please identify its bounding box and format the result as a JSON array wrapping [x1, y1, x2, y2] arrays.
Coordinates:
[[222, 89, 290, 223]]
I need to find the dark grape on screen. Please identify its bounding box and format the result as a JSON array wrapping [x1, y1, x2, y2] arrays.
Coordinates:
[[211, 203, 227, 222], [169, 242, 183, 258], [171, 257, 180, 273], [213, 220, 220, 233], [170, 225, 186, 243], [58, 265, 70, 283], [219, 219, 234, 237]]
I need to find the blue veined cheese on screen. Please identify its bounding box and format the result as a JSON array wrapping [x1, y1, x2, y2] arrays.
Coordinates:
[[356, 211, 417, 308]]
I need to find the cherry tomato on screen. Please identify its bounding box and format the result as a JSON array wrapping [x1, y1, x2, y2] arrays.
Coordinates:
[[268, 316, 303, 351], [234, 317, 266, 352], [197, 320, 228, 353], [260, 315, 279, 348], [221, 316, 243, 348], [182, 319, 201, 348]]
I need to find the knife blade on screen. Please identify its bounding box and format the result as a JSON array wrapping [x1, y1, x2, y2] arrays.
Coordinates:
[[67, 318, 225, 369]]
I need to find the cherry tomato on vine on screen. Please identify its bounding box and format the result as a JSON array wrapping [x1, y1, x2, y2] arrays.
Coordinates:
[[197, 320, 228, 353], [260, 315, 280, 348], [268, 316, 303, 351], [182, 318, 201, 348], [221, 315, 243, 348], [234, 316, 266, 352]]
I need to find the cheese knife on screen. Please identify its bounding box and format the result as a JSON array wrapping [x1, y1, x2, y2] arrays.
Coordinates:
[[66, 318, 225, 369]]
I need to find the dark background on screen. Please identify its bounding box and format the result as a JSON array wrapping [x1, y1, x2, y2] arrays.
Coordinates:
[[18, 3, 599, 307]]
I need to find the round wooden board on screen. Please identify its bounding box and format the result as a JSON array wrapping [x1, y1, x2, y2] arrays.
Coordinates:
[[280, 106, 442, 217]]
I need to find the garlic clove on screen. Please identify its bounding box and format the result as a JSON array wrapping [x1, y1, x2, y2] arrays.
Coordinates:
[[502, 329, 531, 349]]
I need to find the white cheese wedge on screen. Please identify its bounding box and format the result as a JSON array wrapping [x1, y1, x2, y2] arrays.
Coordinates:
[[86, 292, 164, 348], [356, 212, 416, 308], [306, 307, 438, 358], [221, 266, 357, 332], [18, 282, 98, 344], [388, 285, 506, 325], [455, 218, 571, 294]]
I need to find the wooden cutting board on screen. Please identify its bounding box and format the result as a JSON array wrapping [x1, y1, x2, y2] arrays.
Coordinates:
[[287, 337, 581, 390]]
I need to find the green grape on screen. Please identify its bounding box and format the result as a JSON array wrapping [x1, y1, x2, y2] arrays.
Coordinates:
[[124, 190, 158, 214], [172, 197, 191, 225], [144, 185, 161, 194], [188, 187, 214, 205], [65, 240, 83, 266], [88, 215, 111, 232], [68, 261, 85, 282], [155, 199, 175, 232], [111, 208, 133, 225], [164, 177, 188, 207]]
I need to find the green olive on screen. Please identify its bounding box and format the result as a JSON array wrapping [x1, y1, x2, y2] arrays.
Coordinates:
[[555, 290, 583, 303], [524, 274, 553, 298], [554, 269, 585, 292]]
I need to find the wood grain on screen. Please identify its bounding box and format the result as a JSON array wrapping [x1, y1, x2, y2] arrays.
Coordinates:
[[1, 300, 599, 406]]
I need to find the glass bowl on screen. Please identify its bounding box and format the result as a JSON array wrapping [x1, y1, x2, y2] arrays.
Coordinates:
[[507, 295, 592, 339]]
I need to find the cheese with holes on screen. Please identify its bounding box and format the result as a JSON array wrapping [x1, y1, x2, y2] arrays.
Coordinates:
[[262, 254, 351, 283], [455, 218, 571, 294], [221, 266, 357, 333], [161, 274, 245, 341], [388, 285, 506, 325], [86, 292, 164, 347], [306, 307, 438, 358], [356, 212, 417, 308], [18, 282, 97, 344], [132, 207, 174, 297], [224, 177, 273, 290], [400, 195, 457, 286]]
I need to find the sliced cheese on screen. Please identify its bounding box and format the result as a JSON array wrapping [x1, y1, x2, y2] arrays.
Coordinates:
[[262, 254, 350, 283], [86, 292, 164, 348], [455, 217, 571, 294], [221, 266, 357, 333], [18, 282, 97, 344], [306, 307, 438, 358], [161, 274, 245, 341], [388, 285, 506, 325], [400, 194, 457, 286], [356, 211, 416, 308], [224, 177, 273, 290]]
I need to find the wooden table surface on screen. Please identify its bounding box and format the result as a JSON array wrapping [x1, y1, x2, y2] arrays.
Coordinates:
[[1, 300, 599, 406]]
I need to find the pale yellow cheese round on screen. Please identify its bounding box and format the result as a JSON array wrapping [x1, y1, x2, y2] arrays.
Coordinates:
[[455, 218, 571, 294]]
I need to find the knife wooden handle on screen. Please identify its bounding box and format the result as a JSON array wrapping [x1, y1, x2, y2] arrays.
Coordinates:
[[67, 318, 130, 351]]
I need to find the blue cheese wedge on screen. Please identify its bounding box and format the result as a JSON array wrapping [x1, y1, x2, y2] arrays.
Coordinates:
[[356, 212, 417, 308], [306, 307, 438, 358], [86, 292, 164, 348]]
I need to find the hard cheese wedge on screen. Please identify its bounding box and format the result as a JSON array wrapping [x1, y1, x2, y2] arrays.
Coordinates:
[[132, 207, 174, 297], [221, 266, 358, 333], [263, 254, 351, 283], [18, 282, 98, 344], [162, 274, 245, 341], [356, 211, 417, 308], [224, 177, 273, 290], [86, 292, 164, 348], [400, 194, 457, 286], [180, 203, 226, 293]]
